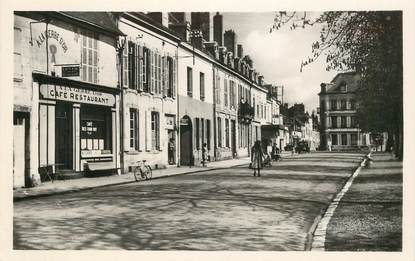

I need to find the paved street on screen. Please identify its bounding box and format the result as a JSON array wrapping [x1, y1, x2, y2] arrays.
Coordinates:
[[14, 152, 365, 250], [325, 152, 402, 251]]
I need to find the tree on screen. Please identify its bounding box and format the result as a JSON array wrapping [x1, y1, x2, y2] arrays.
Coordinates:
[[271, 11, 403, 159]]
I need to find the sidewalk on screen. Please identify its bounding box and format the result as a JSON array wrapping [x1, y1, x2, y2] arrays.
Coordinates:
[[324, 152, 402, 251], [14, 157, 252, 201]]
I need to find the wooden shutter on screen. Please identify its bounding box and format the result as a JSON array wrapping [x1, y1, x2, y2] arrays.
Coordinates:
[[138, 45, 143, 92], [150, 49, 155, 94], [172, 56, 177, 99], [135, 43, 139, 90], [122, 39, 128, 88], [162, 55, 167, 97]]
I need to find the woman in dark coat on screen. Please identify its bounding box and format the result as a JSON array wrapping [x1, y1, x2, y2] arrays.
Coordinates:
[[251, 140, 264, 177]]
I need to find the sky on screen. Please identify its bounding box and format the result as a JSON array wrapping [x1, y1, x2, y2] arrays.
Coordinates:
[[222, 12, 338, 113]]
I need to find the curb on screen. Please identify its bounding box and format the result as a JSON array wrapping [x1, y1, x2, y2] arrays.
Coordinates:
[[306, 152, 371, 251], [13, 162, 250, 202]]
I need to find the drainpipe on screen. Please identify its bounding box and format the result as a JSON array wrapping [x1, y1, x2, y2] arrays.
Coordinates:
[[212, 66, 217, 161], [117, 36, 126, 174], [176, 48, 181, 167]]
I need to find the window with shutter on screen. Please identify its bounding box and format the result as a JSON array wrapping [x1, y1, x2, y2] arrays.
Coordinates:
[[122, 37, 128, 88], [138, 45, 144, 91], [172, 57, 177, 98], [150, 50, 155, 94]]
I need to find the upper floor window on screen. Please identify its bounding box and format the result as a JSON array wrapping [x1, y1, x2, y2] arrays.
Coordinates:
[[14, 27, 23, 80], [81, 30, 98, 84], [215, 75, 221, 104], [200, 72, 205, 101], [339, 82, 347, 92], [187, 67, 193, 97], [350, 99, 356, 110], [330, 100, 337, 111], [224, 78, 228, 107], [340, 99, 347, 110]]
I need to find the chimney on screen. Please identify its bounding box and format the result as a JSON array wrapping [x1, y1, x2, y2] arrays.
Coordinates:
[[213, 12, 223, 46], [169, 23, 190, 42], [190, 30, 204, 50], [191, 12, 211, 42], [218, 46, 227, 64], [237, 44, 243, 58], [224, 30, 237, 56], [258, 75, 264, 86], [147, 12, 169, 27], [320, 83, 327, 93], [227, 52, 234, 67], [204, 41, 218, 59]]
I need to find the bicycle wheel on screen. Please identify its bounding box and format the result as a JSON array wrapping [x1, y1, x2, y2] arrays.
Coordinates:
[[133, 166, 141, 181], [144, 166, 152, 180]]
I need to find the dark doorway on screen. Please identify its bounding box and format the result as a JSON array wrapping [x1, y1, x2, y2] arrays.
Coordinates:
[[55, 103, 73, 170], [168, 129, 176, 165], [180, 115, 193, 166], [231, 120, 236, 158]]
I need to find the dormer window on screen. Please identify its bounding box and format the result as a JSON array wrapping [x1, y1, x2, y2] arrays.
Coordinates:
[[339, 81, 347, 92]]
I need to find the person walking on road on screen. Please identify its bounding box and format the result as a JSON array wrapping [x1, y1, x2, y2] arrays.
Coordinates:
[[251, 140, 264, 177]]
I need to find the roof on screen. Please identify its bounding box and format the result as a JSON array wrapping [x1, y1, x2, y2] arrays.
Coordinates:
[[325, 71, 361, 93], [60, 12, 125, 36]]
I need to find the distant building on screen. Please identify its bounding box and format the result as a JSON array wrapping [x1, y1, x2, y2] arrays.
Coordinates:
[[319, 72, 371, 150]]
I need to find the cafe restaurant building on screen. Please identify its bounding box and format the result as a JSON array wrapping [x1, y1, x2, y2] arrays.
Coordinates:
[[14, 12, 124, 184]]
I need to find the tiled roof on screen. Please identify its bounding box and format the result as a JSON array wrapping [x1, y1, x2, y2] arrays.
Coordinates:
[[60, 12, 124, 36], [326, 72, 361, 93]]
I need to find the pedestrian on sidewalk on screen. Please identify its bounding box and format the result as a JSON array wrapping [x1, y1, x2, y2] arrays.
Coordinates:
[[251, 140, 264, 177], [202, 143, 208, 167]]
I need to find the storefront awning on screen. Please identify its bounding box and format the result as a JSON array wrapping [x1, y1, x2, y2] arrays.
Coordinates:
[[33, 73, 121, 95]]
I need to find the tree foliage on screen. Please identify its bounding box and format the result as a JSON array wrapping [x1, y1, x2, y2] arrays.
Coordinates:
[[271, 11, 403, 158]]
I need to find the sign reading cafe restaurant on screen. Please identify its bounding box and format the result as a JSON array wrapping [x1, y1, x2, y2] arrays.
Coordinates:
[[40, 85, 115, 107]]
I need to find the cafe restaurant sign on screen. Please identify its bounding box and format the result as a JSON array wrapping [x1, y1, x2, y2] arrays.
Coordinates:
[[40, 85, 115, 107]]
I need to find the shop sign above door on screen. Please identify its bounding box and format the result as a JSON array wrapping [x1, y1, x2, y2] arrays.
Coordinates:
[[40, 85, 115, 107]]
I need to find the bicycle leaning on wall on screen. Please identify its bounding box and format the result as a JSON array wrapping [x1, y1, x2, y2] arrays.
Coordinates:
[[133, 160, 153, 181]]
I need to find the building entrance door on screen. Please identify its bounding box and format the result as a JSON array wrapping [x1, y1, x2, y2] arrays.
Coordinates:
[[180, 116, 193, 166], [231, 120, 236, 158], [55, 103, 73, 170]]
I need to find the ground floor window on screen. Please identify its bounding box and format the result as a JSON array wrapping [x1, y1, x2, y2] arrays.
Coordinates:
[[129, 108, 139, 150], [80, 105, 112, 153], [195, 118, 200, 150], [341, 134, 348, 145], [151, 111, 160, 150], [217, 117, 222, 148], [225, 119, 230, 148], [331, 134, 338, 145], [351, 133, 358, 145]]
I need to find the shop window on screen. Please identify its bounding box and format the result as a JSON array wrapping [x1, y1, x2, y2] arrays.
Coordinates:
[[200, 72, 205, 101], [81, 106, 112, 154], [217, 117, 222, 147], [151, 111, 160, 150], [81, 30, 98, 84], [225, 119, 230, 148], [187, 67, 193, 97], [129, 108, 139, 150]]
